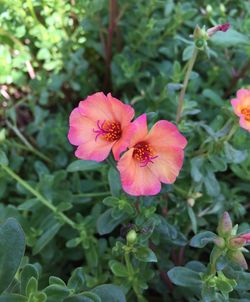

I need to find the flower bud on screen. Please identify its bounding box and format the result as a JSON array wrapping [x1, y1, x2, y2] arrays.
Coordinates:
[[0, 129, 6, 143], [195, 38, 206, 49], [187, 198, 195, 207], [126, 229, 137, 245], [207, 22, 230, 37], [228, 250, 248, 270], [193, 192, 202, 199], [213, 237, 225, 249], [217, 212, 232, 237], [220, 4, 226, 14], [229, 237, 246, 249], [206, 5, 213, 14], [193, 25, 203, 40]]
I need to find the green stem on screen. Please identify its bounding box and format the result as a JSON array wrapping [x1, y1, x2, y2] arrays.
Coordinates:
[[225, 122, 238, 142], [26, 0, 44, 27], [124, 251, 143, 301], [106, 156, 116, 169], [1, 164, 76, 229], [125, 252, 133, 275], [6, 120, 52, 164], [208, 247, 223, 275], [74, 192, 110, 198], [176, 47, 198, 123], [0, 28, 25, 50], [173, 185, 187, 197]]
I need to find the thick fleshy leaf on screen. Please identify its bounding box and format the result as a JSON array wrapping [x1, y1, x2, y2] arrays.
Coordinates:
[[91, 284, 126, 302], [190, 231, 218, 248], [0, 218, 25, 294], [168, 267, 202, 287], [67, 160, 102, 172]]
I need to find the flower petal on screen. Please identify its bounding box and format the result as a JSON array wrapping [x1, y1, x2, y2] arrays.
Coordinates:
[[128, 114, 148, 148], [231, 98, 243, 116], [239, 116, 250, 132], [149, 146, 185, 184], [112, 124, 135, 160], [78, 92, 114, 121], [75, 139, 114, 162], [117, 148, 161, 196], [107, 93, 134, 127], [68, 108, 96, 146], [147, 120, 187, 149], [236, 89, 250, 100]]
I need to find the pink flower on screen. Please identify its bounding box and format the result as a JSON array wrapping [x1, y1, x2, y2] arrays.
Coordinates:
[[117, 114, 187, 196], [239, 233, 250, 243], [207, 22, 230, 37], [68, 92, 134, 162], [231, 89, 250, 132]]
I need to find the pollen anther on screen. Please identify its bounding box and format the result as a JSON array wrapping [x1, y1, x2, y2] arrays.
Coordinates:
[[241, 107, 250, 122], [133, 141, 158, 167], [93, 120, 122, 142]]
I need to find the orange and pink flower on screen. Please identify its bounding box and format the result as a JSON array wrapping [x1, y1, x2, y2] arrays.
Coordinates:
[[68, 92, 134, 162], [117, 114, 187, 196], [231, 89, 250, 132]]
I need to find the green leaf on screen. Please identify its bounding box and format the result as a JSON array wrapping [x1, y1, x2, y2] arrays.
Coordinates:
[[202, 89, 224, 106], [208, 155, 227, 172], [109, 260, 128, 277], [49, 276, 66, 287], [204, 166, 220, 196], [202, 284, 216, 302], [64, 294, 96, 302], [103, 196, 119, 207], [224, 142, 247, 164], [168, 267, 202, 287], [20, 264, 39, 295], [67, 160, 102, 172], [134, 246, 157, 262], [216, 279, 234, 294], [182, 45, 194, 61], [108, 167, 121, 197], [235, 271, 250, 290], [187, 206, 197, 234], [34, 292, 47, 302], [96, 209, 127, 235], [67, 267, 85, 292], [0, 218, 25, 294], [66, 238, 81, 248], [26, 277, 38, 296], [33, 222, 61, 255], [0, 294, 27, 302], [210, 29, 249, 47], [190, 231, 217, 248], [18, 198, 39, 211], [79, 292, 101, 302], [91, 284, 126, 302], [0, 150, 8, 166], [44, 284, 70, 299], [191, 156, 204, 182]]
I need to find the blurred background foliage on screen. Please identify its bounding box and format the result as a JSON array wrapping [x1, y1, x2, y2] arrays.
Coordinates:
[[0, 0, 250, 301]]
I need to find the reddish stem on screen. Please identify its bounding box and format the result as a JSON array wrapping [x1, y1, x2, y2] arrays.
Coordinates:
[[160, 271, 174, 292], [223, 59, 250, 99], [178, 246, 185, 266], [135, 196, 140, 214], [103, 0, 119, 92]]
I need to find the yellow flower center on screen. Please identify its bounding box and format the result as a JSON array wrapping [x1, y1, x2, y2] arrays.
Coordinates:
[[133, 141, 158, 167], [93, 120, 122, 142], [241, 107, 250, 122]]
